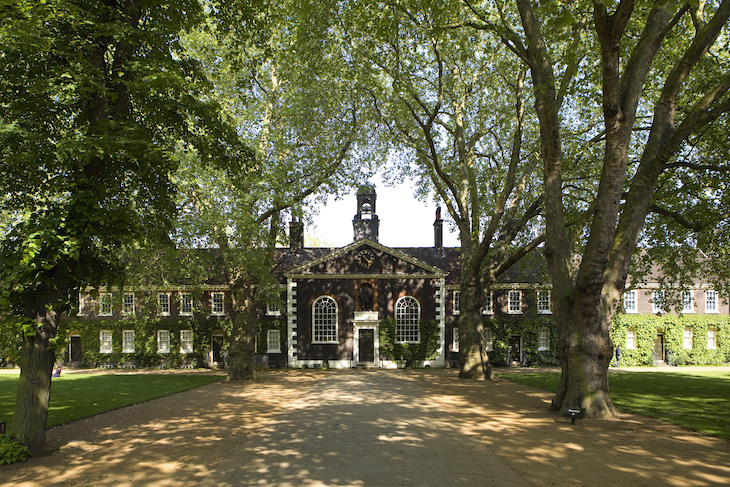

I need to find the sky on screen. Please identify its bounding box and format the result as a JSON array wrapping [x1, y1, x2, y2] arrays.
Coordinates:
[[305, 175, 461, 249]]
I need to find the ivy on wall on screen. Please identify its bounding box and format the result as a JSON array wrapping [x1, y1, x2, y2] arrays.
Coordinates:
[[255, 320, 288, 355], [378, 318, 440, 367], [56, 318, 232, 368], [480, 315, 559, 367], [612, 314, 730, 366]]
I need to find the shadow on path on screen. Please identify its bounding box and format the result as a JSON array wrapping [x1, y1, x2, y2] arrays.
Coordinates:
[[2, 369, 729, 486]]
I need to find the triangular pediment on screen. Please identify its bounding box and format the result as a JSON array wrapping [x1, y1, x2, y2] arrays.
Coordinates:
[[284, 239, 447, 278]]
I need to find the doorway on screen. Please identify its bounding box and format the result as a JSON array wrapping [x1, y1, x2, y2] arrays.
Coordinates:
[[508, 335, 521, 365], [358, 329, 375, 363], [69, 335, 82, 363], [654, 333, 665, 362], [212, 333, 225, 366]]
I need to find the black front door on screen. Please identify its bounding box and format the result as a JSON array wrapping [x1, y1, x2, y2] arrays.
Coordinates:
[[359, 329, 375, 363], [70, 336, 83, 362], [212, 335, 224, 363]]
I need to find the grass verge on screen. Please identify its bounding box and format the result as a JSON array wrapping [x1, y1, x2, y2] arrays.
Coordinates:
[[499, 369, 730, 440], [0, 372, 223, 431]]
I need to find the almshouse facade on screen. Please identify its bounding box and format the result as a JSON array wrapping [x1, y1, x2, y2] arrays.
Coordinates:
[[67, 188, 730, 369]]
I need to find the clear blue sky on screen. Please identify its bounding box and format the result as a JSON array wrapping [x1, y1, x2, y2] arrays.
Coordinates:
[[307, 176, 460, 248]]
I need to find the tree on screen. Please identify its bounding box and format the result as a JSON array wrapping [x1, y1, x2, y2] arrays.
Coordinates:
[[0, 0, 234, 455], [339, 0, 546, 379], [463, 0, 730, 416], [176, 0, 377, 380]]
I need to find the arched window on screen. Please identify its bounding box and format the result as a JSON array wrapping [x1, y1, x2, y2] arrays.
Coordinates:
[[313, 296, 338, 343], [396, 296, 420, 343]]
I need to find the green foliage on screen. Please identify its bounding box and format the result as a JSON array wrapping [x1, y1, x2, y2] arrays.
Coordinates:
[[501, 370, 730, 440], [612, 314, 730, 367], [59, 318, 232, 369], [0, 319, 22, 366], [482, 315, 559, 367], [378, 319, 440, 367], [0, 434, 31, 465], [255, 320, 287, 355]]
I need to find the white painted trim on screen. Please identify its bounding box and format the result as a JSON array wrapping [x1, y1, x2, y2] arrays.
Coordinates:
[[353, 320, 380, 367], [287, 279, 298, 368]]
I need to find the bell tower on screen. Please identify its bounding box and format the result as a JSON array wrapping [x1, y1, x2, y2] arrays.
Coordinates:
[[353, 184, 379, 242]]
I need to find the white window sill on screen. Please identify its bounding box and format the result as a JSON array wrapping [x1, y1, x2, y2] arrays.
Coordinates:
[[267, 349, 282, 354]]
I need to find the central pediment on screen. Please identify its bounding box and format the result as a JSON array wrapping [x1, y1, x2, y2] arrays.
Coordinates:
[[284, 239, 447, 279]]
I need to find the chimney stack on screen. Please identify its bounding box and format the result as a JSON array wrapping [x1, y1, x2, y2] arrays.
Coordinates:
[[290, 217, 304, 253], [434, 206, 443, 257]]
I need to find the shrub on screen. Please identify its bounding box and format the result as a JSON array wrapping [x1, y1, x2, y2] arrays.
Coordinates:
[[0, 434, 31, 465]]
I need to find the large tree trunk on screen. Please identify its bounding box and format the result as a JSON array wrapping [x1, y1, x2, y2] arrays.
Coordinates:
[[227, 284, 260, 380], [12, 293, 63, 457], [550, 283, 618, 417], [458, 275, 494, 380]]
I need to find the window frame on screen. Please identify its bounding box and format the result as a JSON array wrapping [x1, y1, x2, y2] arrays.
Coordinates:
[[180, 293, 194, 316], [122, 330, 135, 353], [683, 327, 693, 349], [626, 329, 637, 349], [623, 290, 638, 313], [211, 292, 225, 316], [157, 330, 171, 354], [266, 303, 281, 317], [536, 290, 551, 314], [122, 292, 135, 316], [158, 292, 171, 317], [312, 296, 339, 344], [483, 291, 494, 315], [652, 291, 666, 314], [705, 290, 718, 314], [682, 291, 695, 314], [99, 292, 113, 317], [708, 327, 717, 350], [484, 328, 494, 352], [180, 329, 193, 354], [395, 296, 421, 343], [100, 330, 113, 354], [452, 327, 459, 353], [266, 329, 281, 353], [452, 290, 461, 315], [538, 327, 550, 351], [508, 290, 522, 315]]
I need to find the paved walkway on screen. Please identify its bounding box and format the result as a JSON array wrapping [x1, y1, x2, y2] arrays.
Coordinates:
[[200, 371, 528, 487], [3, 368, 730, 486]]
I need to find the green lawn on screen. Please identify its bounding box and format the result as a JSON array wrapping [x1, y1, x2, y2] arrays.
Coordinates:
[[499, 369, 730, 440], [0, 372, 223, 432]]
